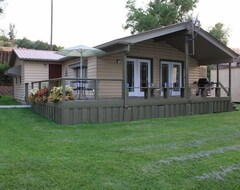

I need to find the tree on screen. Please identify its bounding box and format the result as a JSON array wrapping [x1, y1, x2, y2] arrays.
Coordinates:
[[208, 22, 229, 45], [8, 23, 16, 41], [16, 37, 63, 51], [0, 0, 5, 15], [0, 63, 11, 85], [124, 0, 199, 34], [207, 22, 230, 80]]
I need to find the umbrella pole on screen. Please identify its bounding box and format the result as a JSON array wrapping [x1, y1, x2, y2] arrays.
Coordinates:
[[80, 50, 83, 78]]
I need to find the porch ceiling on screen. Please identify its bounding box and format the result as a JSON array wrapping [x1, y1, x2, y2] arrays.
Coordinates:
[[162, 30, 236, 65]]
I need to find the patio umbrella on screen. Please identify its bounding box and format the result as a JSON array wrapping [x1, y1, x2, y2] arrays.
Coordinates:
[[58, 45, 105, 78]]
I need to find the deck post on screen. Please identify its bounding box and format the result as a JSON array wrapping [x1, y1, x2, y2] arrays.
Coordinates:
[[122, 52, 128, 107], [95, 79, 99, 100], [216, 64, 219, 88], [38, 82, 41, 90], [229, 62, 231, 97], [215, 63, 220, 97], [62, 79, 66, 102], [184, 29, 191, 115], [185, 34, 190, 100]]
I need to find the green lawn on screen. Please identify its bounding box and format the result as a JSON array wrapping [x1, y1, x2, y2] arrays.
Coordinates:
[[0, 106, 240, 189], [0, 96, 20, 105]]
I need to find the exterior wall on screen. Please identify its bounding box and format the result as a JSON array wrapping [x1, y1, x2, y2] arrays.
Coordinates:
[[62, 58, 79, 78], [62, 57, 97, 79], [13, 58, 25, 101], [128, 40, 200, 85], [97, 54, 123, 98], [13, 58, 63, 102], [211, 67, 240, 102], [96, 40, 200, 98], [88, 57, 97, 78]]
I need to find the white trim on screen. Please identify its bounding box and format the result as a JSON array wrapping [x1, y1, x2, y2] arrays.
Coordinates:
[[127, 58, 151, 97], [160, 60, 182, 96]]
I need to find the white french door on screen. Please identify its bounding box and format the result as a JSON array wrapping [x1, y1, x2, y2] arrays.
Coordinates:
[[161, 61, 182, 96], [127, 58, 151, 97]]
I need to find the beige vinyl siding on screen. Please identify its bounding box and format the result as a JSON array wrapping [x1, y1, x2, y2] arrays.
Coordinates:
[[62, 59, 79, 78], [96, 40, 200, 98], [62, 57, 97, 79], [97, 55, 123, 98], [129, 40, 200, 85], [98, 54, 122, 79], [88, 57, 97, 78], [24, 61, 49, 83], [13, 59, 26, 102], [14, 60, 63, 102], [23, 61, 49, 102]]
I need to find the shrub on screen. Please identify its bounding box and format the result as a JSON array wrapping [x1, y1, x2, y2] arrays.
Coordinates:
[[28, 86, 49, 103], [48, 85, 74, 102]]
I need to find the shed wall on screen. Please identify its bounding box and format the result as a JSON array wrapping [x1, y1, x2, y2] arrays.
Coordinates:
[[211, 67, 240, 102]]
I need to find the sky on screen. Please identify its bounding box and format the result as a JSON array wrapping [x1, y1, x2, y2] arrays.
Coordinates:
[[1, 0, 240, 48]]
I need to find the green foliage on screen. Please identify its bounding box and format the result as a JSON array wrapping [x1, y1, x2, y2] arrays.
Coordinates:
[[208, 22, 229, 45], [0, 63, 9, 72], [0, 35, 8, 41], [8, 23, 16, 41], [0, 108, 240, 189], [16, 37, 63, 51], [28, 86, 49, 103], [0, 0, 5, 15], [124, 0, 199, 34], [28, 85, 74, 103], [0, 63, 11, 84], [48, 85, 74, 102]]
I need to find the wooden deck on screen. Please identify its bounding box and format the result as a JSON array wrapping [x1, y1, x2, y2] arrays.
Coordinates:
[[28, 78, 233, 125], [31, 97, 233, 125]]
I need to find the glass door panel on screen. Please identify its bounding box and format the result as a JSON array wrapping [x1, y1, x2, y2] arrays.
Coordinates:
[[161, 61, 182, 96], [127, 61, 134, 92], [140, 62, 149, 94], [162, 64, 169, 87], [127, 59, 151, 97]]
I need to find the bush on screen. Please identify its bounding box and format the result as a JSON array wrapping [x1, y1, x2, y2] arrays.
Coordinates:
[[47, 85, 74, 103], [29, 85, 74, 103], [28, 86, 49, 103]]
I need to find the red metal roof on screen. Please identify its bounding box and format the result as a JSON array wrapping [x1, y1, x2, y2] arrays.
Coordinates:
[[14, 49, 65, 61]]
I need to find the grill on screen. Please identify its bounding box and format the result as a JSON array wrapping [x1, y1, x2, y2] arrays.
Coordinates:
[[196, 78, 212, 96]]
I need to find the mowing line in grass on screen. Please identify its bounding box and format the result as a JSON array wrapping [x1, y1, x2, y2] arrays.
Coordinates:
[[115, 132, 240, 153], [195, 163, 240, 181], [150, 144, 240, 165]]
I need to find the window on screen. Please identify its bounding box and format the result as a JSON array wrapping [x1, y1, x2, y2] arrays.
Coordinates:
[[75, 67, 87, 78]]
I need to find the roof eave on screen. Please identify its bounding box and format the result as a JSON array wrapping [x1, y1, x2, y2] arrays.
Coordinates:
[[198, 29, 239, 59], [96, 22, 189, 50]]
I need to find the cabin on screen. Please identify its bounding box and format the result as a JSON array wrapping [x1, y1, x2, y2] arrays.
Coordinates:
[[7, 21, 239, 124]]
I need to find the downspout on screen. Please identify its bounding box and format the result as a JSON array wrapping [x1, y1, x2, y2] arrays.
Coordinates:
[[229, 62, 231, 97], [123, 44, 130, 121], [216, 63, 219, 88], [185, 30, 191, 115], [185, 33, 190, 99]]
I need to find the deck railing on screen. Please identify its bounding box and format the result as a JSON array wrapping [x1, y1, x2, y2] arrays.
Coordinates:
[[28, 78, 124, 102], [27, 78, 230, 103]]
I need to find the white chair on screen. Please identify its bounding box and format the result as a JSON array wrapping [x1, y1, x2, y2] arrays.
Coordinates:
[[85, 80, 95, 99]]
